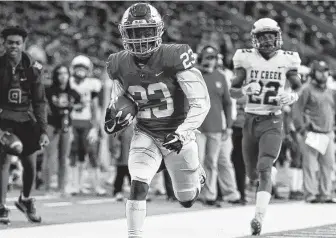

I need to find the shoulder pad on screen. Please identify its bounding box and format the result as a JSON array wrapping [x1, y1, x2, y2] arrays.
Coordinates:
[[164, 44, 196, 72], [106, 53, 120, 79], [232, 49, 254, 69], [280, 50, 301, 70]]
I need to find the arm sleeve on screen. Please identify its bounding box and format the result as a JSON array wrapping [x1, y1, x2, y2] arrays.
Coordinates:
[[175, 67, 210, 138], [221, 76, 233, 128], [292, 86, 309, 131], [31, 69, 48, 133], [108, 79, 125, 109]]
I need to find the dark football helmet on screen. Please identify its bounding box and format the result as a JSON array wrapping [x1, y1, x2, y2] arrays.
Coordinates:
[[119, 3, 164, 58]]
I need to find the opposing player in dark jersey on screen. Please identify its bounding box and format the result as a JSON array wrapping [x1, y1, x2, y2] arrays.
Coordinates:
[[104, 3, 210, 237], [229, 18, 302, 235]]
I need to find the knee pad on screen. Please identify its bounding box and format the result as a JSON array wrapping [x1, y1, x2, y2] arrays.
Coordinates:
[[258, 169, 272, 182], [130, 180, 149, 200]]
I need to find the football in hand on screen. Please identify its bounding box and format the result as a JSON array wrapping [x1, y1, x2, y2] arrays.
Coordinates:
[[112, 95, 138, 121], [0, 131, 23, 156]]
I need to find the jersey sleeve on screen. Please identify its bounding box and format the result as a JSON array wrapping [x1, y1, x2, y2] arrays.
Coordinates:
[[171, 44, 197, 72], [106, 53, 119, 79], [286, 51, 301, 71], [91, 78, 102, 93], [232, 49, 250, 69], [90, 78, 102, 98], [106, 52, 128, 90]]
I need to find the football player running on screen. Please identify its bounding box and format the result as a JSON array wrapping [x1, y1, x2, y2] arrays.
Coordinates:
[[229, 18, 302, 235], [104, 3, 210, 238]]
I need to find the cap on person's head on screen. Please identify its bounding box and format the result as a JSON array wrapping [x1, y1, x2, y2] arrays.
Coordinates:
[[1, 26, 28, 40]]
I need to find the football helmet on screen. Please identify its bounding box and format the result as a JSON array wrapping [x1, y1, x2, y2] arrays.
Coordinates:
[[70, 55, 92, 79], [0, 130, 23, 156], [119, 3, 164, 57], [251, 18, 283, 54]]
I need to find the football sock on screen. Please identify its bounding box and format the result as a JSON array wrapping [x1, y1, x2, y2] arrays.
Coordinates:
[[126, 200, 146, 238], [289, 168, 298, 191], [255, 191, 271, 222], [271, 166, 277, 186], [296, 169, 303, 192]]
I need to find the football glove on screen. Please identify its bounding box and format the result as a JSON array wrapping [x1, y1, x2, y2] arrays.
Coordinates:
[[104, 108, 134, 135], [163, 132, 183, 154], [0, 130, 23, 156], [277, 91, 298, 106], [242, 82, 261, 95]]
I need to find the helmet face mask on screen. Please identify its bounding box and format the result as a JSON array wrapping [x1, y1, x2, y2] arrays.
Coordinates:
[[251, 18, 283, 56], [73, 65, 89, 79], [119, 3, 164, 57], [70, 55, 92, 79]]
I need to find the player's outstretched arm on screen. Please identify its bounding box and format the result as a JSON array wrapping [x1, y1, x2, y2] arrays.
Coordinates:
[[175, 67, 210, 141], [229, 67, 255, 98], [277, 70, 302, 106]]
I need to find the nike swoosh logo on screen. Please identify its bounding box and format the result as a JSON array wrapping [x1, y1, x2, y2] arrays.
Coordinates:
[[105, 124, 115, 133], [273, 120, 279, 123], [155, 71, 164, 76]]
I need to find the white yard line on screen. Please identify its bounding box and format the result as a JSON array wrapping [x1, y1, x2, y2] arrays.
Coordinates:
[[44, 202, 73, 208], [7, 195, 56, 202], [77, 198, 116, 205], [2, 202, 336, 238]]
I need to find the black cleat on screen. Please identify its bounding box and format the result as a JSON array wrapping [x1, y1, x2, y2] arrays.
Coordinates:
[[202, 200, 222, 208], [0, 206, 10, 225], [250, 218, 262, 236], [15, 196, 41, 223]]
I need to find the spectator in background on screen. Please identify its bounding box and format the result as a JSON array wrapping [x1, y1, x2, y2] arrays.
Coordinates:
[[282, 105, 304, 201], [68, 55, 106, 196], [43, 64, 81, 197], [231, 96, 248, 205], [292, 60, 336, 203], [0, 26, 49, 224], [196, 45, 240, 207]]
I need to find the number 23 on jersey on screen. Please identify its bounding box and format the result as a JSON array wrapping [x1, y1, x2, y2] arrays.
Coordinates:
[[128, 82, 174, 119]]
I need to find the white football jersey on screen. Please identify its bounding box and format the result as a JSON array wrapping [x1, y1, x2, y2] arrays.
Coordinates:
[[70, 77, 102, 120], [233, 48, 301, 114]]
